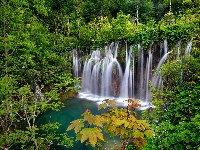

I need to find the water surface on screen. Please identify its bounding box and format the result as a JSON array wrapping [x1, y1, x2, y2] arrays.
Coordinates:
[[36, 96, 145, 150]]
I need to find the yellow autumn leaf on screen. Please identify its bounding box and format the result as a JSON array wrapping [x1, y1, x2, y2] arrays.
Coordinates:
[[144, 129, 154, 136], [111, 115, 117, 121], [137, 120, 149, 128], [132, 122, 141, 130], [83, 113, 95, 125], [115, 127, 121, 135], [83, 113, 105, 127], [121, 128, 129, 136], [113, 119, 125, 126], [98, 103, 107, 110], [124, 120, 129, 128], [106, 99, 117, 105], [133, 130, 144, 138], [133, 137, 147, 149], [67, 119, 84, 134], [92, 115, 106, 127], [79, 127, 104, 147], [113, 119, 129, 128]]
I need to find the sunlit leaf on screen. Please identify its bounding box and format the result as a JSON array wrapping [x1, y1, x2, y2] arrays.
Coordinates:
[[83, 113, 94, 125], [128, 103, 141, 108], [83, 112, 105, 127], [98, 103, 107, 110], [79, 127, 104, 147], [133, 130, 144, 138], [144, 129, 154, 136], [67, 119, 84, 133], [106, 99, 117, 105], [92, 115, 105, 127], [126, 98, 140, 104]]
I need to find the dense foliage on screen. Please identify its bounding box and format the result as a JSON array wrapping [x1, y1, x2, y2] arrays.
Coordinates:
[[142, 38, 200, 149], [67, 99, 154, 150], [0, 0, 199, 149], [0, 0, 77, 149]]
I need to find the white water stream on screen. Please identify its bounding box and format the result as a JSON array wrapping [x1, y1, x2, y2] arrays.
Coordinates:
[[73, 40, 192, 108]]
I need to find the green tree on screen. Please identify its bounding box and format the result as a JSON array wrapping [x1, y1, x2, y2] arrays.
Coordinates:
[[0, 0, 76, 149], [120, 0, 155, 24], [142, 39, 200, 149]]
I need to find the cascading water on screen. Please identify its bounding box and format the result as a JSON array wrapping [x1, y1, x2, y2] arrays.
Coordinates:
[[164, 39, 168, 55], [91, 60, 101, 96], [137, 43, 144, 100], [81, 49, 101, 94], [145, 50, 152, 101], [152, 39, 169, 88], [132, 50, 135, 98], [80, 43, 123, 99], [100, 43, 123, 97], [119, 44, 133, 98], [185, 40, 192, 56], [152, 51, 172, 88], [177, 41, 181, 59], [73, 49, 79, 87], [72, 39, 193, 104]]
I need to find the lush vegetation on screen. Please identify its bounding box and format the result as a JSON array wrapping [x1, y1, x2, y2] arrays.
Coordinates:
[[67, 99, 154, 150], [142, 40, 200, 149], [0, 0, 77, 149], [0, 0, 200, 149]]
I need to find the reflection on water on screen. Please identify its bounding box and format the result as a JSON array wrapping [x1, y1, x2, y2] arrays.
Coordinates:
[[36, 97, 144, 150]]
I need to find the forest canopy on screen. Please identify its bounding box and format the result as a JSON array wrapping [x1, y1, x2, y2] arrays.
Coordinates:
[[0, 0, 199, 149]]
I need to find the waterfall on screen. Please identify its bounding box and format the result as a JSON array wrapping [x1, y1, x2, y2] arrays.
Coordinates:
[[164, 39, 168, 55], [81, 50, 101, 93], [137, 43, 144, 99], [129, 67, 133, 98], [100, 57, 108, 97], [152, 51, 172, 88], [73, 39, 193, 104], [132, 50, 135, 98], [151, 40, 169, 88], [91, 61, 101, 95], [185, 40, 192, 56], [73, 49, 79, 87], [100, 43, 123, 97], [120, 45, 132, 98], [80, 42, 123, 99], [145, 50, 152, 101], [177, 41, 181, 59], [160, 42, 163, 58]]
